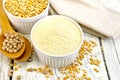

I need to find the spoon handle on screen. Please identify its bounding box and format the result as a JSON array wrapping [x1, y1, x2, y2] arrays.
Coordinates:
[[0, 0, 15, 34]]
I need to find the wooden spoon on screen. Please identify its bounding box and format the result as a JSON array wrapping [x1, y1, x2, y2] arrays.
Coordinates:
[[0, 1, 32, 61], [0, 1, 25, 58]]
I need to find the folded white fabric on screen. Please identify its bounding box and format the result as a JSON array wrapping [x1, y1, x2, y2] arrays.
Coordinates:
[[50, 0, 120, 38]]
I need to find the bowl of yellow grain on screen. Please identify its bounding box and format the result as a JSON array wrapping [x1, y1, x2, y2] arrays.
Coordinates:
[[3, 0, 49, 33], [31, 15, 84, 68]]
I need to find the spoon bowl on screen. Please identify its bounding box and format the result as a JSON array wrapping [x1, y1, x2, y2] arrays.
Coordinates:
[[15, 37, 32, 62], [0, 34, 25, 58]]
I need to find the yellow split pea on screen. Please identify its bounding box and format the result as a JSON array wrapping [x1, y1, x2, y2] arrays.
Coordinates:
[[5, 0, 48, 18]]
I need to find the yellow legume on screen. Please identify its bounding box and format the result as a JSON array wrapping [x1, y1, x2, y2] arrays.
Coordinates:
[[5, 0, 48, 18], [94, 68, 99, 73]]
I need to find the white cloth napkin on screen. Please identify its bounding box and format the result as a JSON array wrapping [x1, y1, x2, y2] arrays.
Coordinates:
[[50, 0, 120, 38]]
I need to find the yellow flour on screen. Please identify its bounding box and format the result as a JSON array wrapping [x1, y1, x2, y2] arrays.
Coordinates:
[[32, 16, 82, 56]]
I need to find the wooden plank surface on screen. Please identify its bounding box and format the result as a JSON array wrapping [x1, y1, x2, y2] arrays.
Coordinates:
[[113, 36, 120, 63], [0, 53, 11, 80], [101, 38, 120, 80]]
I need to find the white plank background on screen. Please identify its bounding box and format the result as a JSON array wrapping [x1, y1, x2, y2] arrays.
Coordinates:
[[0, 53, 11, 80], [113, 36, 120, 63], [101, 37, 120, 80]]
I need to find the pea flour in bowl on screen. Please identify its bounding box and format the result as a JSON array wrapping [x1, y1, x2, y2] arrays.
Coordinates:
[[31, 15, 84, 68]]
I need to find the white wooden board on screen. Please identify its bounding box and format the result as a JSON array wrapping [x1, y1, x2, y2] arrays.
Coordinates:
[[113, 36, 120, 62], [101, 38, 120, 80], [0, 53, 11, 80]]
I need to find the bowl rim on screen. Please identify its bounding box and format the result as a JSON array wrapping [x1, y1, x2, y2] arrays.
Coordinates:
[[30, 15, 84, 58], [3, 0, 49, 20]]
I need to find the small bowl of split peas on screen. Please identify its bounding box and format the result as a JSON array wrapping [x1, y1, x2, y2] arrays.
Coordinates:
[[3, 0, 49, 33]]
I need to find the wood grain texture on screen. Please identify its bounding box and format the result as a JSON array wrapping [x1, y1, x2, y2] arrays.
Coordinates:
[[0, 54, 11, 80], [113, 36, 120, 63], [101, 38, 120, 80]]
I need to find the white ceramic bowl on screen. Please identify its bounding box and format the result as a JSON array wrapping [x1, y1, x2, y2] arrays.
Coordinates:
[[31, 15, 84, 68], [3, 0, 49, 33]]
